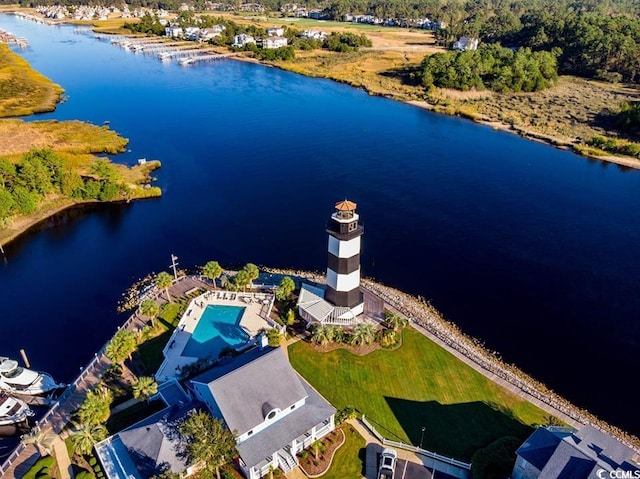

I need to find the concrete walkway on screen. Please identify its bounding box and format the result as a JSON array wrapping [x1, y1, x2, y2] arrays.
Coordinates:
[[51, 436, 73, 479]]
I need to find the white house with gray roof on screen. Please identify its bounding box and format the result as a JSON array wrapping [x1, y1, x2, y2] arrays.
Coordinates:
[[190, 347, 336, 479], [513, 425, 640, 479]]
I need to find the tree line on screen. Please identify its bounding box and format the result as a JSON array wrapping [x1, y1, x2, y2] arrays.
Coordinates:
[[0, 150, 127, 226], [418, 44, 559, 92]]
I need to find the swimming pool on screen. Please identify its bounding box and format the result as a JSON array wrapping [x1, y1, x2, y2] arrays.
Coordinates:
[[183, 305, 249, 359]]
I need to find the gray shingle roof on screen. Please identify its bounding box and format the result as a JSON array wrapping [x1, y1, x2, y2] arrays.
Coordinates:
[[236, 380, 336, 469], [516, 427, 563, 471], [118, 407, 190, 477], [518, 426, 640, 479], [193, 347, 308, 435]]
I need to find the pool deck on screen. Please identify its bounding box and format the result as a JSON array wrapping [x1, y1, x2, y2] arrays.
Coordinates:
[[155, 290, 276, 382]]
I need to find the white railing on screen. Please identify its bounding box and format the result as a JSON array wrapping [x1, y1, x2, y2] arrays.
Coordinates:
[[360, 416, 472, 471]]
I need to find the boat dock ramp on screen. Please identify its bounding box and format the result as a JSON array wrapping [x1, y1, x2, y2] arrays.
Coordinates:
[[108, 36, 232, 64], [0, 28, 29, 48]]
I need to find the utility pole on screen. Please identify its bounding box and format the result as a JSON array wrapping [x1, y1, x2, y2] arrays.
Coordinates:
[[170, 254, 179, 279]]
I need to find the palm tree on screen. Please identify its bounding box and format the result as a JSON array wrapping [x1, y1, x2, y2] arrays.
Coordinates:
[[275, 276, 295, 301], [243, 263, 259, 289], [105, 329, 137, 366], [233, 269, 250, 292], [140, 299, 160, 327], [201, 261, 223, 289], [219, 274, 230, 290], [70, 422, 108, 455], [385, 312, 408, 331], [133, 376, 158, 401], [311, 326, 329, 345], [310, 439, 325, 460], [77, 386, 113, 427], [334, 327, 346, 343], [155, 271, 173, 303], [21, 429, 56, 456], [350, 323, 377, 346]]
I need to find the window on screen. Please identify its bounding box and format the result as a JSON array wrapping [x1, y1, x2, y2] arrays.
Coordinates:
[[247, 430, 253, 436], [267, 410, 277, 420], [291, 405, 296, 410]]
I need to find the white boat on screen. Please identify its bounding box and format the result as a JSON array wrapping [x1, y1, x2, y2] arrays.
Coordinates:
[[0, 358, 64, 396], [0, 393, 34, 426]]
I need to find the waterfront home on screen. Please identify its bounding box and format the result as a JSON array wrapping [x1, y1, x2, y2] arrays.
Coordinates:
[[308, 9, 325, 19], [262, 36, 288, 49], [190, 346, 336, 479], [95, 381, 197, 479], [266, 26, 285, 37], [165, 26, 183, 38], [233, 33, 257, 48], [512, 425, 640, 479], [300, 29, 326, 40], [199, 25, 226, 41], [184, 27, 201, 41], [452, 36, 479, 51]]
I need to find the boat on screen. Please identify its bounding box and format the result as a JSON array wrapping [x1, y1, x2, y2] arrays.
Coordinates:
[[0, 357, 65, 396], [0, 393, 34, 426]]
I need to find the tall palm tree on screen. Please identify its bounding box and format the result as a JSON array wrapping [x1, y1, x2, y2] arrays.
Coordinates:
[[350, 323, 377, 346], [70, 422, 108, 455], [201, 261, 223, 289], [77, 386, 113, 427], [21, 429, 56, 456], [133, 376, 158, 401], [155, 271, 173, 303], [244, 263, 259, 289], [140, 299, 160, 327], [105, 329, 137, 366]]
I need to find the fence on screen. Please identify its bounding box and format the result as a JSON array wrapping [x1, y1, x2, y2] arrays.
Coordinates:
[[360, 416, 472, 478]]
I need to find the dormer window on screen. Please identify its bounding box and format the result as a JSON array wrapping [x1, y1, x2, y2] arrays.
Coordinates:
[[262, 402, 280, 421]]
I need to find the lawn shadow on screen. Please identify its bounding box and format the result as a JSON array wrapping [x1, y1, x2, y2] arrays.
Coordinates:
[[384, 397, 533, 461]]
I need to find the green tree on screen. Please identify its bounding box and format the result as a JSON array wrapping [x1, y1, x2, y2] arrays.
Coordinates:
[[70, 422, 108, 455], [155, 271, 173, 303], [60, 170, 84, 197], [233, 269, 250, 291], [90, 159, 118, 182], [275, 276, 295, 301], [350, 323, 377, 346], [0, 187, 16, 224], [243, 263, 260, 288], [132, 376, 158, 401], [202, 261, 223, 288], [11, 186, 39, 214], [310, 439, 325, 460], [16, 153, 53, 195], [311, 325, 330, 345], [140, 299, 160, 327], [105, 329, 137, 366], [384, 311, 408, 330], [77, 386, 113, 427], [178, 411, 237, 479], [0, 158, 16, 189], [266, 328, 282, 347]]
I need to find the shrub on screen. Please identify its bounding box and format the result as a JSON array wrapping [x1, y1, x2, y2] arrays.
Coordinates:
[[336, 406, 359, 424], [471, 436, 521, 479]]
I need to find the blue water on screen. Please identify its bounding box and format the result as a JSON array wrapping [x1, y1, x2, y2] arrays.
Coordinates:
[[183, 305, 248, 358], [0, 15, 638, 436]]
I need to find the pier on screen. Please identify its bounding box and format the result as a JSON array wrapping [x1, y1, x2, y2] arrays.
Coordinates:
[[0, 29, 28, 47], [0, 276, 210, 479]]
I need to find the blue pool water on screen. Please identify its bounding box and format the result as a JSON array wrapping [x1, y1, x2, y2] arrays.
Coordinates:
[[183, 306, 248, 359]]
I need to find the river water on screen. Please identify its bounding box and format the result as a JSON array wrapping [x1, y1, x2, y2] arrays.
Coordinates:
[[1, 14, 639, 437]]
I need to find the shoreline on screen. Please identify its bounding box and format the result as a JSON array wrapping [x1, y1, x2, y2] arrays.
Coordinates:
[[263, 267, 640, 450], [5, 10, 638, 170], [0, 193, 160, 249]]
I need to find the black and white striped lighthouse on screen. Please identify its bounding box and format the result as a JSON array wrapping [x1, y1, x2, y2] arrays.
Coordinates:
[[325, 200, 364, 313]]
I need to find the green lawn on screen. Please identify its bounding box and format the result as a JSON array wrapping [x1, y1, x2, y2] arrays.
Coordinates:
[[136, 302, 183, 374], [321, 425, 366, 479], [289, 328, 549, 461]]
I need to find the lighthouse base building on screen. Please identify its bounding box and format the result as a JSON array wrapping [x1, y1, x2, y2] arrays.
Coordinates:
[[298, 200, 364, 326]]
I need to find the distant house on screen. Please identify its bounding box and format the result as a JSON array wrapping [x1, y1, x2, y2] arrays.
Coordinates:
[[233, 33, 256, 47], [513, 425, 640, 479], [165, 26, 183, 38], [452, 36, 479, 51], [262, 36, 288, 49], [300, 29, 326, 40], [266, 26, 285, 37], [308, 8, 324, 19], [184, 26, 200, 41], [190, 347, 336, 479], [199, 25, 225, 41]]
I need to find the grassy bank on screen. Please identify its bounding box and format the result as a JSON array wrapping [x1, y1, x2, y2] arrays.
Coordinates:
[[0, 43, 63, 117], [289, 327, 549, 461], [0, 39, 162, 246]]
